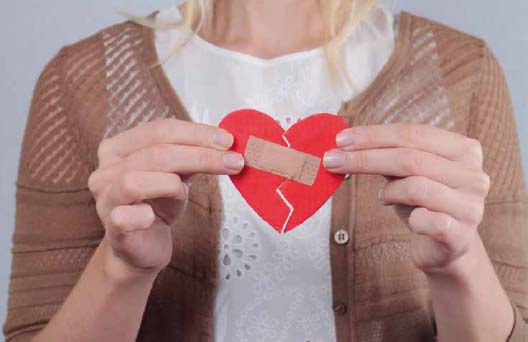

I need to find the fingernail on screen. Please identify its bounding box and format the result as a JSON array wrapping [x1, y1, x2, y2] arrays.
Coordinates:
[[323, 151, 346, 168], [213, 131, 234, 149], [336, 130, 358, 147], [378, 188, 385, 204], [222, 152, 244, 170], [182, 182, 189, 197]]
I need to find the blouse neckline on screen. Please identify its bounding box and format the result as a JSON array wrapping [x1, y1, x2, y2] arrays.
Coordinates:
[[187, 29, 326, 67], [141, 8, 413, 124], [159, 4, 394, 67], [174, 5, 327, 67]]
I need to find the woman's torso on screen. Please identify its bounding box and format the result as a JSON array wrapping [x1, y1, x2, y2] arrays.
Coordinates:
[[154, 4, 396, 341], [7, 5, 490, 341]]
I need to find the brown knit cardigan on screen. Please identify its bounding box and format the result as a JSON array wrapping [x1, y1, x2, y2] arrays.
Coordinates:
[[3, 10, 528, 342]]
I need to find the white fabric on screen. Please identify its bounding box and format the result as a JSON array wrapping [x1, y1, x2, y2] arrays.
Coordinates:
[[155, 4, 396, 342]]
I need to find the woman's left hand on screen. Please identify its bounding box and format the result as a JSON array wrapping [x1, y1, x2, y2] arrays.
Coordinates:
[[323, 123, 491, 275]]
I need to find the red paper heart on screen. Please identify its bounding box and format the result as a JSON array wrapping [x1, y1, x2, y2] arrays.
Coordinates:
[[219, 109, 347, 234]]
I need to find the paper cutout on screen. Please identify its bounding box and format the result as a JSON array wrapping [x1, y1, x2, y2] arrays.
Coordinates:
[[219, 108, 347, 234]]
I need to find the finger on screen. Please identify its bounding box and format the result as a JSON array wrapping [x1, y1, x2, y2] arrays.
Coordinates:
[[323, 147, 483, 191], [408, 207, 473, 257], [108, 170, 186, 208], [144, 182, 189, 227], [335, 123, 483, 168], [90, 145, 243, 191], [98, 118, 234, 167], [106, 215, 172, 271], [380, 176, 485, 225], [108, 202, 156, 237], [123, 144, 244, 175]]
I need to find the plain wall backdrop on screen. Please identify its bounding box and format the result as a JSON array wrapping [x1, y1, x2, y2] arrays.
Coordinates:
[[0, 0, 527, 335]]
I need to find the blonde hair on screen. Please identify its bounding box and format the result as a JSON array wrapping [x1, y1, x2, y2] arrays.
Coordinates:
[[128, 0, 377, 94]]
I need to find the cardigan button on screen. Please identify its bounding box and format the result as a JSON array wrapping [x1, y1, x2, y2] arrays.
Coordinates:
[[344, 173, 351, 180], [334, 229, 349, 245], [333, 302, 347, 315]]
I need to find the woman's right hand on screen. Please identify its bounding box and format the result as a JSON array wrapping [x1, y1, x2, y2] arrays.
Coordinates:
[[87, 118, 244, 281]]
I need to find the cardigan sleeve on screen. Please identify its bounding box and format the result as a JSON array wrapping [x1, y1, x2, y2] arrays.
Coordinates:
[[2, 47, 103, 342], [467, 44, 528, 341]]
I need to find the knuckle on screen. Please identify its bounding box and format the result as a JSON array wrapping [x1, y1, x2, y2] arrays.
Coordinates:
[[109, 206, 128, 235], [438, 214, 453, 235], [354, 150, 369, 172], [466, 138, 483, 166], [406, 176, 430, 203], [151, 145, 174, 169], [466, 202, 485, 225], [474, 171, 491, 196], [434, 214, 453, 242], [87, 171, 100, 194], [353, 128, 368, 146], [467, 138, 483, 157], [197, 150, 212, 170], [190, 123, 203, 143], [403, 150, 425, 174], [120, 171, 141, 202], [456, 225, 475, 256], [97, 138, 112, 163], [95, 194, 106, 219]]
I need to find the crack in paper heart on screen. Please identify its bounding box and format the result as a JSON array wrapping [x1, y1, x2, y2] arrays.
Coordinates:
[[275, 133, 295, 233]]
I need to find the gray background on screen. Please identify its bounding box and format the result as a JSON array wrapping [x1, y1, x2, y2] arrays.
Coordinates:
[[0, 0, 526, 335]]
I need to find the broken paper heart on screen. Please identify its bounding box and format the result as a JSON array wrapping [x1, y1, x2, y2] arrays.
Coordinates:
[[218, 109, 347, 234]]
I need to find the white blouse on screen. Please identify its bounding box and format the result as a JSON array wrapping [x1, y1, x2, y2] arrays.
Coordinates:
[[155, 4, 396, 342]]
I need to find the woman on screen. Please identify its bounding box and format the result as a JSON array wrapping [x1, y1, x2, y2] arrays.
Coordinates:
[[3, 0, 527, 341]]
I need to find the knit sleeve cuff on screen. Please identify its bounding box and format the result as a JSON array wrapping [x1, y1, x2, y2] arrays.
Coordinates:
[[507, 300, 527, 342]]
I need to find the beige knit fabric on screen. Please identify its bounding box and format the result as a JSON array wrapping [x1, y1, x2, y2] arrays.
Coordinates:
[[3, 10, 527, 342]]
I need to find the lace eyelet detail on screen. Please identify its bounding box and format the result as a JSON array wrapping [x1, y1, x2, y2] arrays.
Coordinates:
[[219, 214, 260, 281]]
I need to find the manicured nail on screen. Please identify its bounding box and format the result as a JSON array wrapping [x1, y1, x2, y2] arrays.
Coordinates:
[[336, 130, 358, 147], [323, 151, 346, 168], [213, 131, 234, 148], [222, 152, 244, 170], [378, 188, 385, 204]]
